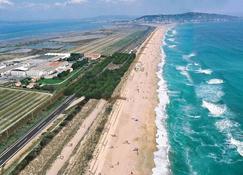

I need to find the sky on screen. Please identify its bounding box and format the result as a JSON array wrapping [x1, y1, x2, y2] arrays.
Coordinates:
[[0, 0, 242, 21]]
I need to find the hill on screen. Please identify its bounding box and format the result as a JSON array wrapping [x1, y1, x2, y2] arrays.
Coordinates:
[[134, 12, 240, 23]]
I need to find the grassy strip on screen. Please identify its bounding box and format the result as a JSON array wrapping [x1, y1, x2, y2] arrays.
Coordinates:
[[7, 99, 88, 175]]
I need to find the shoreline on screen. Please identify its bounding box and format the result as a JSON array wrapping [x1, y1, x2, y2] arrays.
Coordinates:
[[87, 26, 168, 175], [152, 33, 170, 175]]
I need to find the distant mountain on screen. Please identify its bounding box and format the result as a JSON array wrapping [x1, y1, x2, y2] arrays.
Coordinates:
[[134, 12, 240, 23]]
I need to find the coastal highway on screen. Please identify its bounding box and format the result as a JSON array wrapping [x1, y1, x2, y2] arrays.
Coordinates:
[[0, 95, 76, 167]]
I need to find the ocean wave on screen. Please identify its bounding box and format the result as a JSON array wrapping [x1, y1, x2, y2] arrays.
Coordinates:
[[229, 138, 243, 157], [176, 65, 193, 83], [152, 47, 170, 175], [167, 38, 175, 42], [215, 119, 236, 132], [165, 33, 175, 38], [215, 120, 243, 157], [176, 65, 187, 71], [185, 148, 198, 175], [196, 84, 224, 103], [168, 90, 181, 97], [202, 100, 226, 116], [165, 28, 174, 37], [168, 44, 176, 48], [172, 29, 177, 35], [183, 52, 197, 61], [189, 115, 201, 119], [207, 79, 224, 85], [196, 68, 213, 75], [163, 40, 167, 46]]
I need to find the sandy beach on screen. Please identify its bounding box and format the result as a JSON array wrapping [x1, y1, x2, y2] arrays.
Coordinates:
[[87, 26, 167, 175]]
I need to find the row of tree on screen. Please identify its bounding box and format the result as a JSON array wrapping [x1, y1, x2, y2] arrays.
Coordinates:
[[66, 53, 84, 62], [64, 53, 136, 99]]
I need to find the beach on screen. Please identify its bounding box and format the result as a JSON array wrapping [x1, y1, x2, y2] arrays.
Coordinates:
[[87, 26, 167, 175]]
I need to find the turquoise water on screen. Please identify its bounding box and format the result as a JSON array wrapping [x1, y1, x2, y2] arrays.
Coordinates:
[[163, 22, 243, 175]]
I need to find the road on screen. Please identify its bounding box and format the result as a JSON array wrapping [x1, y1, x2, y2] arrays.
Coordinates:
[[0, 95, 76, 168]]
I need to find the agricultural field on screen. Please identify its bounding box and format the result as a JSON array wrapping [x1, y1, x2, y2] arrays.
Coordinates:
[[0, 87, 52, 134]]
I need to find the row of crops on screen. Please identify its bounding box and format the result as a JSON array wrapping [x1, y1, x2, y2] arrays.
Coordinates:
[[0, 88, 52, 134]]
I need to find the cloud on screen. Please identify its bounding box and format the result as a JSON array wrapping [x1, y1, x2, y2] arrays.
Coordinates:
[[21, 2, 51, 9], [68, 0, 87, 4], [55, 0, 87, 6], [102, 0, 136, 3], [0, 0, 13, 6]]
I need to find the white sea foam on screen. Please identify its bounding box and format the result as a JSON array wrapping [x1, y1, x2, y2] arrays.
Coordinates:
[[183, 52, 196, 61], [176, 65, 193, 83], [152, 47, 170, 175], [189, 115, 201, 119], [229, 138, 243, 157], [215, 119, 243, 157], [202, 100, 226, 116], [168, 90, 180, 97], [207, 79, 224, 85], [196, 84, 224, 103], [167, 38, 175, 42], [163, 40, 167, 46], [196, 68, 213, 75], [166, 33, 174, 37], [168, 44, 176, 48], [215, 119, 235, 132], [172, 29, 177, 35], [176, 65, 187, 71], [215, 120, 243, 157]]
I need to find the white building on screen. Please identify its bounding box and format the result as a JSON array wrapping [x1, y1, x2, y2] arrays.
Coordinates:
[[26, 70, 45, 78], [0, 64, 6, 70], [10, 67, 29, 77], [11, 70, 27, 77]]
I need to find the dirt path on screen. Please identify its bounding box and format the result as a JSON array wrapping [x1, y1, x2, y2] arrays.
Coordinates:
[[46, 99, 107, 175]]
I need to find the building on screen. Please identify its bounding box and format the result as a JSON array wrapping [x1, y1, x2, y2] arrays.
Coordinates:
[[27, 83, 36, 89], [0, 64, 6, 70], [26, 69, 45, 78], [84, 53, 101, 60], [10, 67, 29, 77], [45, 53, 71, 60], [15, 81, 22, 87], [26, 61, 70, 79]]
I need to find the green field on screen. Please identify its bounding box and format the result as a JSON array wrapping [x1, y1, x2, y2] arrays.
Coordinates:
[[0, 87, 52, 134]]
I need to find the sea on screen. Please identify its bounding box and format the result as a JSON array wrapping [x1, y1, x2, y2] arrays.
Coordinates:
[[0, 20, 108, 43], [154, 22, 243, 175]]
